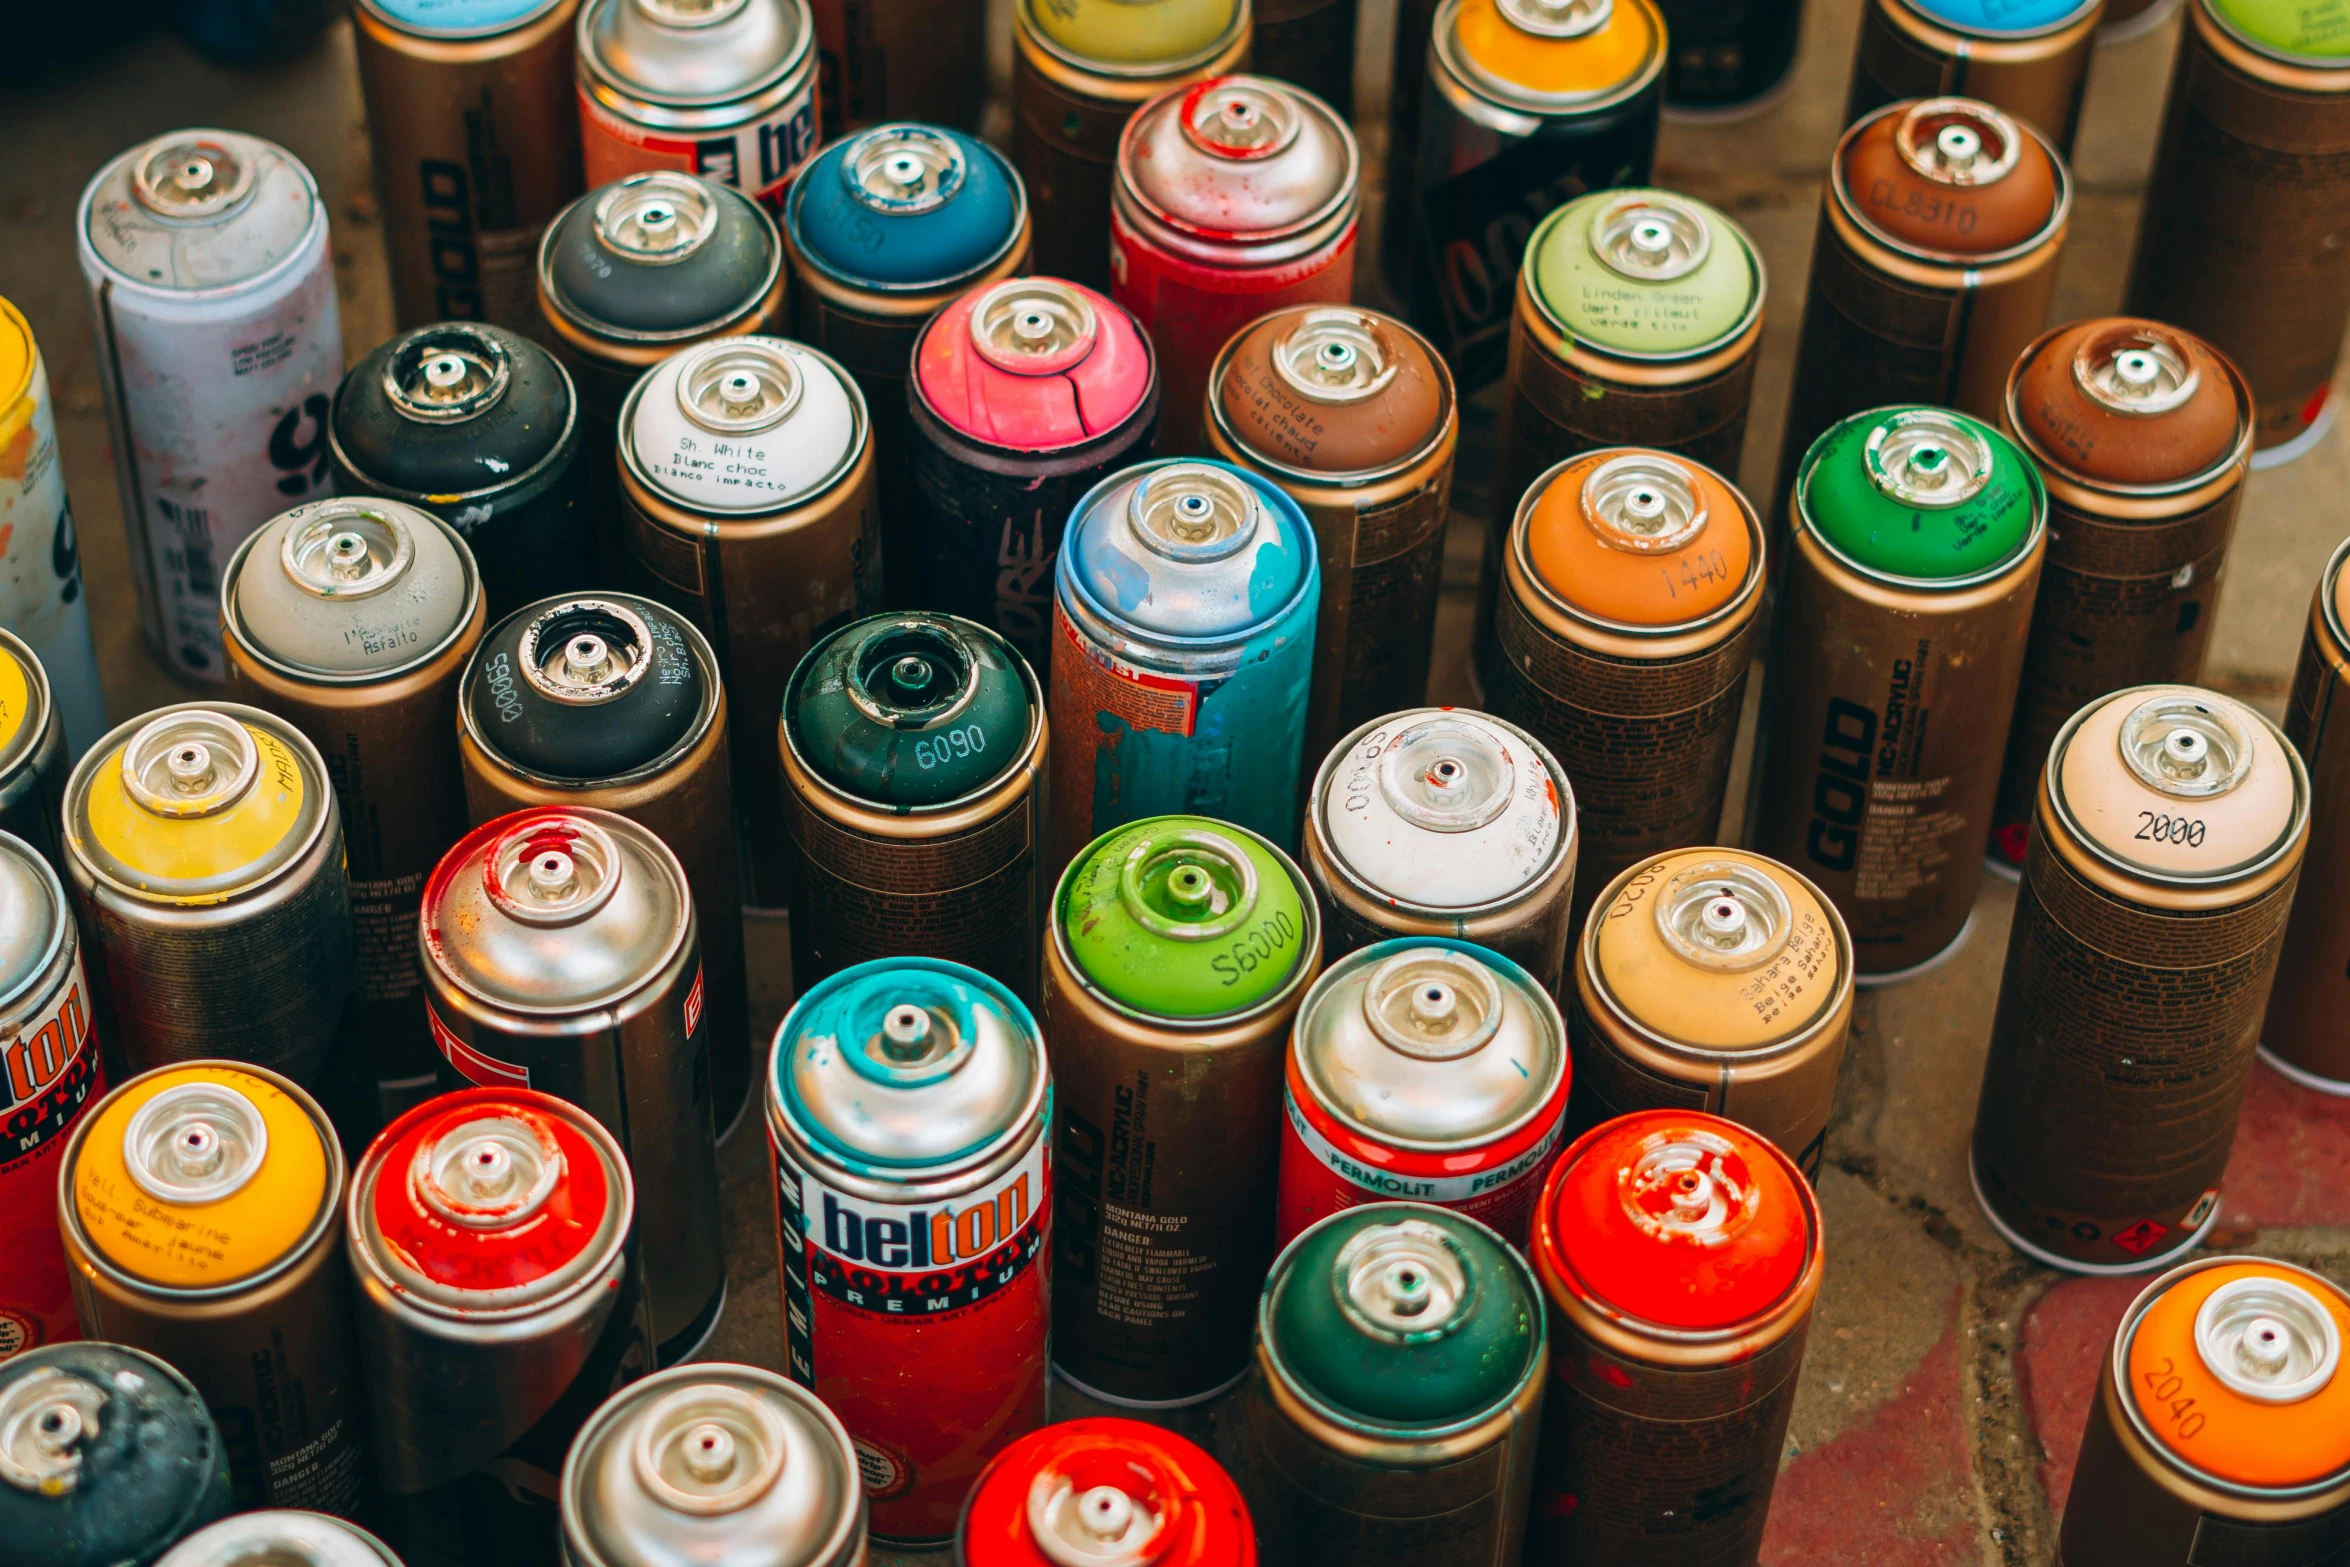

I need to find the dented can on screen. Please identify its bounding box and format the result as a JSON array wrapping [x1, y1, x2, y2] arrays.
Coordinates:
[[78, 129, 341, 683], [1971, 686, 2308, 1273], [348, 1086, 654, 1566], [1302, 708, 1578, 996], [907, 277, 1159, 680], [351, 0, 583, 334], [767, 958, 1051, 1547], [576, 0, 822, 215], [222, 498, 486, 1132], [1206, 306, 1458, 760], [1754, 408, 2044, 983], [0, 299, 105, 756], [619, 334, 880, 912], [1991, 320, 2253, 874], [562, 1364, 867, 1567], [1047, 460, 1321, 873], [59, 1062, 367, 1514], [0, 629, 71, 877], [1275, 940, 1570, 1249], [1845, 0, 2105, 153], [781, 612, 1047, 1005], [812, 0, 987, 135], [1045, 816, 1323, 1407], [958, 1418, 1256, 1566], [1481, 448, 1765, 932], [1011, 0, 1253, 288], [1239, 1204, 1545, 1566], [159, 1514, 402, 1567], [1529, 1109, 1824, 1564], [1571, 847, 1854, 1178], [2056, 1255, 2350, 1567], [2265, 537, 2350, 1092], [1110, 75, 1360, 457], [62, 705, 354, 1095]]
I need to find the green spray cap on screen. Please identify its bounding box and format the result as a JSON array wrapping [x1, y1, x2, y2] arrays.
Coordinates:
[[2208, 0, 2350, 61], [1798, 406, 2042, 583], [1265, 1205, 1541, 1429], [1059, 816, 1310, 1018], [1529, 189, 1761, 358], [784, 613, 1037, 809]]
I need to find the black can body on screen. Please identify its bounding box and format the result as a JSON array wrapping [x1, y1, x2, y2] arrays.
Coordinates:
[[1659, 0, 1804, 113]]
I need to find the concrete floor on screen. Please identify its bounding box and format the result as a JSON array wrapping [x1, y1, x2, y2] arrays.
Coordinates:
[[8, 1, 2350, 1562]]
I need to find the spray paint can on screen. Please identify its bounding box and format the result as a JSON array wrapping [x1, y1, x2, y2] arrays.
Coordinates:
[[1253, 0, 1359, 116], [1396, 0, 1668, 389], [158, 1514, 403, 1567], [0, 833, 103, 1363], [1302, 708, 1578, 995], [1845, 0, 2104, 153], [59, 1062, 366, 1514], [221, 498, 484, 1131], [767, 958, 1051, 1547], [2264, 538, 2350, 1092], [1777, 98, 2068, 509], [781, 612, 1047, 1004], [2056, 1256, 2350, 1566], [0, 1343, 231, 1567], [812, 0, 987, 135], [1206, 306, 1458, 760], [561, 1364, 866, 1567], [1238, 1204, 1544, 1565], [1991, 320, 2253, 874], [0, 300, 104, 755], [958, 1419, 1255, 1566], [0, 630, 70, 877], [1010, 0, 1254, 288], [1481, 448, 1764, 932], [1754, 408, 2045, 983], [1971, 685, 2307, 1273], [906, 277, 1159, 680], [618, 334, 879, 912], [1044, 815, 1323, 1407], [2127, 0, 2350, 462], [785, 123, 1031, 600], [1571, 847, 1853, 1178], [329, 322, 590, 622], [456, 595, 751, 1137], [421, 808, 724, 1362], [351, 0, 584, 334], [1655, 0, 1804, 116], [1528, 1109, 1823, 1564], [536, 172, 786, 578], [1046, 460, 1320, 872], [576, 0, 822, 215], [78, 129, 340, 684], [1275, 941, 1569, 1248], [347, 1086, 654, 1566], [1110, 75, 1360, 457], [62, 705, 354, 1094]]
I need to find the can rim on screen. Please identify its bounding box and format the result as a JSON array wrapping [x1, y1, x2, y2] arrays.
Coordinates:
[[1430, 0, 1668, 119], [1887, 0, 2104, 41], [2321, 534, 2350, 662], [1511, 447, 1766, 635], [1793, 410, 2049, 593], [2195, 0, 2350, 71], [1828, 101, 2073, 271], [1110, 77, 1361, 265], [219, 505, 485, 687], [355, 0, 569, 40], [2001, 323, 2256, 501], [329, 352, 584, 508], [784, 139, 1033, 297], [1202, 313, 1459, 488], [0, 626, 55, 800], [538, 182, 788, 345], [75, 130, 328, 303], [574, 0, 817, 111], [1014, 0, 1254, 81], [907, 293, 1161, 462], [617, 338, 868, 517], [1521, 196, 1769, 367]]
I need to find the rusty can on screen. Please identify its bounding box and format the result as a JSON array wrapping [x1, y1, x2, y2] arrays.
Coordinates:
[[1481, 447, 1765, 934], [1045, 815, 1323, 1408], [1111, 75, 1360, 457], [1571, 847, 1854, 1179], [2127, 0, 2350, 463], [1971, 684, 2308, 1273], [2056, 1255, 2350, 1567], [958, 1419, 1256, 1566], [456, 593, 752, 1138], [1528, 1108, 1824, 1564], [812, 0, 987, 134], [1845, 0, 2105, 153], [1236, 1204, 1546, 1565], [222, 498, 485, 1132], [781, 612, 1047, 1005], [1991, 319, 2253, 875], [1776, 97, 2069, 524], [352, 0, 583, 334], [2264, 536, 2350, 1092], [1010, 0, 1253, 289], [1754, 407, 2045, 983], [1207, 306, 1458, 761], [618, 334, 880, 912], [1275, 941, 1570, 1249], [59, 1061, 367, 1515], [1302, 708, 1577, 995], [0, 629, 70, 879]]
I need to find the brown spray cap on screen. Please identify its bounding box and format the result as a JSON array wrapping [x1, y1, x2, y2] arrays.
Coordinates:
[[2014, 319, 2244, 487], [1840, 98, 2059, 257], [1215, 306, 1451, 476]]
